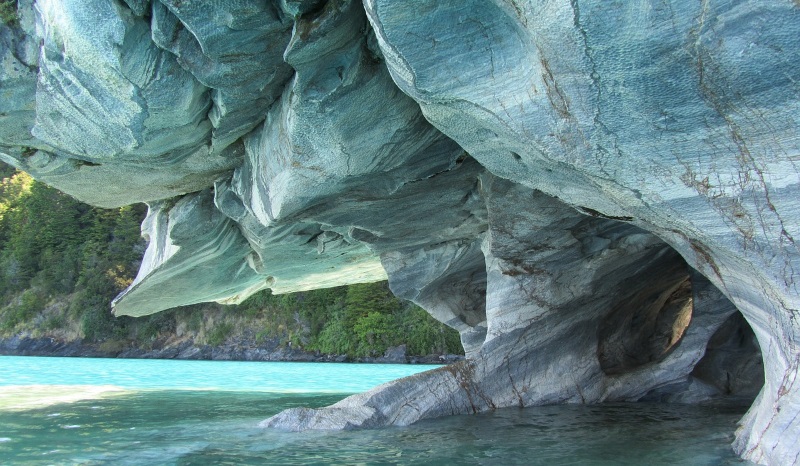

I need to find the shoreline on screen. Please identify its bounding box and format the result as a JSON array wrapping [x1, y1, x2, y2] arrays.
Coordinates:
[[0, 384, 130, 411], [0, 335, 464, 365]]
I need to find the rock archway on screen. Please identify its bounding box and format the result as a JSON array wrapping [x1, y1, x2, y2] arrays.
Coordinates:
[[0, 0, 794, 463], [264, 176, 758, 428]]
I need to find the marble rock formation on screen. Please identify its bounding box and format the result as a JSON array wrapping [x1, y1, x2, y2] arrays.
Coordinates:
[[0, 1, 796, 464]]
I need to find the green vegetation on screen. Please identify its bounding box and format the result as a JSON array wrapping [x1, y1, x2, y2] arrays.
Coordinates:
[[0, 167, 146, 339], [0, 0, 17, 26], [0, 164, 463, 357], [234, 282, 462, 357], [206, 322, 233, 346]]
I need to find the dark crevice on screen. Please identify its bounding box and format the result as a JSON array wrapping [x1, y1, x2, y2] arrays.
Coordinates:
[[576, 206, 634, 222], [691, 311, 764, 399], [75, 159, 101, 167], [598, 250, 692, 375]]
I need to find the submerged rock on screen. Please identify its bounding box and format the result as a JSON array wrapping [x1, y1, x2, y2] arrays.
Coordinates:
[[1, 1, 797, 464]]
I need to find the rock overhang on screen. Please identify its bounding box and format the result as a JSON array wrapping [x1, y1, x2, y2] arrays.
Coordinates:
[[0, 1, 797, 464]]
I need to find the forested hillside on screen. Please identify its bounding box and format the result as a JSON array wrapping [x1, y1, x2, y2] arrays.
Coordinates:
[[0, 164, 462, 359]]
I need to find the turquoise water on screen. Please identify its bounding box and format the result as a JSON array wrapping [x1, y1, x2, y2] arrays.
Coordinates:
[[0, 356, 431, 392], [0, 356, 753, 465]]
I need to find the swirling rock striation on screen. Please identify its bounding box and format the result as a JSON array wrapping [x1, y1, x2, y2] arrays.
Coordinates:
[[0, 1, 796, 464]]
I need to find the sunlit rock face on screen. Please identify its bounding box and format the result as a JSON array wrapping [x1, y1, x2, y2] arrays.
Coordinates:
[[1, 0, 797, 464]]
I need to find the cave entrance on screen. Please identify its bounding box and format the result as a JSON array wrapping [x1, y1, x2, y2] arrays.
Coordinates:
[[594, 240, 764, 403], [691, 311, 764, 401], [597, 248, 694, 375]]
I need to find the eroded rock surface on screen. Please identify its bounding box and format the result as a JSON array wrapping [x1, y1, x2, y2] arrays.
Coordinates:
[[1, 1, 797, 464], [264, 177, 749, 426]]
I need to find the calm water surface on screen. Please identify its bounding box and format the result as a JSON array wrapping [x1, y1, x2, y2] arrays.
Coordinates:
[[0, 356, 753, 465]]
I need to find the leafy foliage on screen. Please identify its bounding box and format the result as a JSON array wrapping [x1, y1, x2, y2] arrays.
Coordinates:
[[0, 166, 146, 340], [206, 322, 233, 346], [237, 282, 463, 358], [0, 164, 463, 357], [0, 0, 17, 26]]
